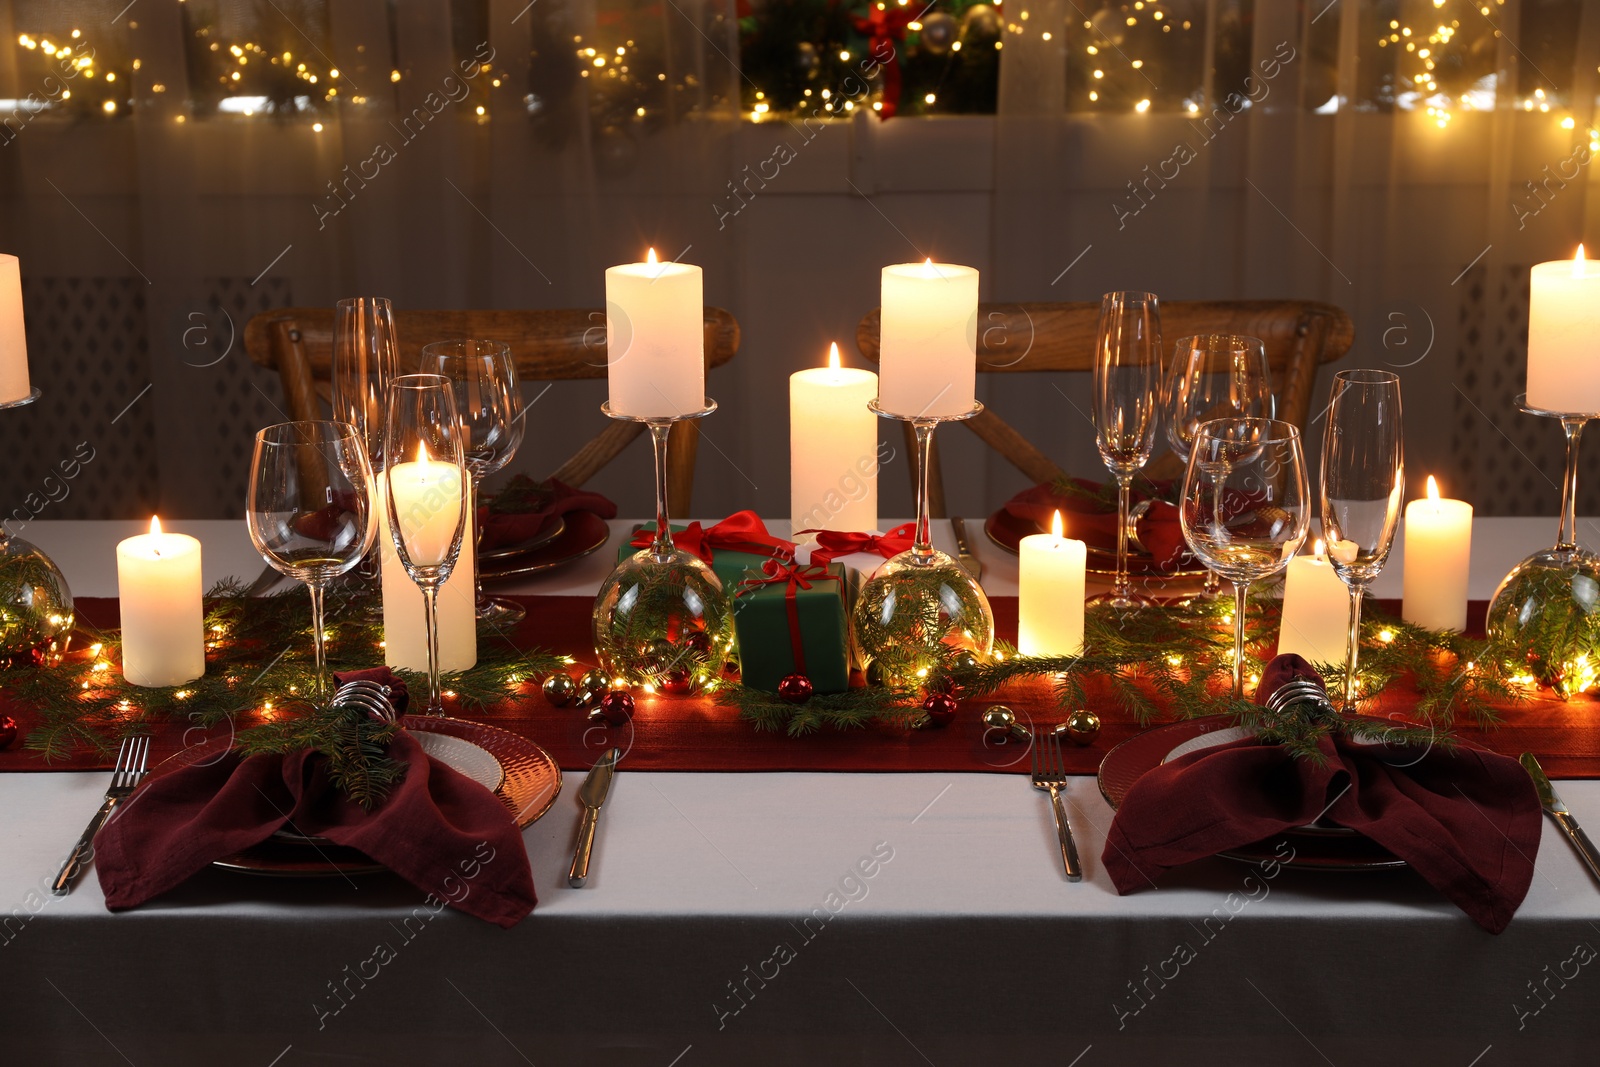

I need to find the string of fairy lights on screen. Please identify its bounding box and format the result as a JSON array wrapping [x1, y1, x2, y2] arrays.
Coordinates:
[[5, 0, 1593, 142]]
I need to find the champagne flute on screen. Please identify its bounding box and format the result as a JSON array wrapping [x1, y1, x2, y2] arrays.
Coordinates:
[[331, 297, 399, 469], [1319, 369, 1405, 707], [1180, 417, 1310, 699], [246, 421, 378, 696], [1093, 290, 1163, 608], [419, 340, 526, 626], [383, 374, 470, 715], [1164, 334, 1274, 599]]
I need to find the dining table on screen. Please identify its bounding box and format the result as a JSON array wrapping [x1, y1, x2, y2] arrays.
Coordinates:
[[3, 514, 1598, 1066]]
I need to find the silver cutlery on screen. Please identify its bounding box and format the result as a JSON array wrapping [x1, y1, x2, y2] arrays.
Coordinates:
[[951, 516, 982, 582], [1031, 731, 1082, 882], [568, 747, 619, 888], [53, 734, 151, 895], [1521, 752, 1600, 887]]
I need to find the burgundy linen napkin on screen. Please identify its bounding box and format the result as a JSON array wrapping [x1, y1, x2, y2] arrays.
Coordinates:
[[94, 682, 536, 927], [1101, 655, 1542, 933], [479, 475, 616, 551], [1003, 479, 1188, 571]]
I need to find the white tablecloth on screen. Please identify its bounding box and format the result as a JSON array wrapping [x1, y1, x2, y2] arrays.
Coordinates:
[[4, 518, 1598, 1065]]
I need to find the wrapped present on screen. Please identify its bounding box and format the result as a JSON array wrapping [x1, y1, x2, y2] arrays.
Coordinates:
[[732, 559, 851, 695], [619, 510, 795, 591], [794, 525, 915, 671]]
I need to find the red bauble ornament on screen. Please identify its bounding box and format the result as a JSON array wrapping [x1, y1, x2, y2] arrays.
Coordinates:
[[777, 673, 814, 704], [921, 692, 958, 726], [594, 690, 634, 726], [0, 714, 15, 749], [684, 630, 712, 657], [660, 669, 694, 696]]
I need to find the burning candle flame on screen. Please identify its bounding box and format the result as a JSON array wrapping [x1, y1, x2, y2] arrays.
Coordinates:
[[1051, 509, 1063, 539], [827, 341, 840, 370], [149, 515, 162, 536], [1575, 244, 1587, 279], [415, 441, 430, 464], [1426, 474, 1440, 502], [1313, 537, 1326, 562], [646, 247, 658, 266], [920, 257, 938, 278]]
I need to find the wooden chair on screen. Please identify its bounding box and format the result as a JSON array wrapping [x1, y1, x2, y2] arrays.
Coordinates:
[[855, 299, 1354, 516], [243, 308, 740, 514]]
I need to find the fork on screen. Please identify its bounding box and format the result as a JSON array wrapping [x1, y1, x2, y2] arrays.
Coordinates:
[[1031, 731, 1083, 882], [52, 734, 151, 895]]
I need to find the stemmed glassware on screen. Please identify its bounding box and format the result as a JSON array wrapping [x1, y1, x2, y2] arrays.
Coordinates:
[[1319, 369, 1405, 707], [382, 374, 470, 715], [419, 339, 526, 626], [246, 421, 378, 696], [1179, 417, 1310, 699], [1093, 291, 1163, 609], [1164, 334, 1273, 599], [331, 297, 398, 602]]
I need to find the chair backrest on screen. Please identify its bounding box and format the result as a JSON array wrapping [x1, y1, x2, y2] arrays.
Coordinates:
[[855, 299, 1354, 515], [243, 307, 740, 514]]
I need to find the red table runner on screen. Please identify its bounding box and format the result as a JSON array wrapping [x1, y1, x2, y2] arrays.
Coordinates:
[[4, 596, 1598, 777]]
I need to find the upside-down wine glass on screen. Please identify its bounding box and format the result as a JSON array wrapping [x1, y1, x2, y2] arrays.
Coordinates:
[[246, 421, 378, 697], [1164, 334, 1274, 599], [382, 374, 470, 715], [1319, 369, 1405, 708], [1093, 290, 1163, 608], [331, 297, 398, 603], [1179, 417, 1310, 699], [419, 339, 526, 626]]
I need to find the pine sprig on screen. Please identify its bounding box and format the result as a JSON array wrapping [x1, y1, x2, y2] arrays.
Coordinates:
[[232, 700, 406, 809], [716, 682, 920, 736]]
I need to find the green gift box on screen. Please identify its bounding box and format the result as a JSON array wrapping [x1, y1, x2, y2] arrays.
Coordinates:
[[617, 523, 789, 592], [731, 561, 851, 695]]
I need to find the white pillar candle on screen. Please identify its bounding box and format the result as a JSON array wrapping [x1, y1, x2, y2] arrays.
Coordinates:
[[790, 342, 879, 536], [116, 517, 204, 687], [605, 248, 705, 418], [1402, 475, 1473, 632], [379, 480, 477, 673], [1017, 511, 1086, 657], [877, 259, 979, 418], [1276, 539, 1349, 665], [0, 254, 31, 405], [1528, 244, 1600, 413]]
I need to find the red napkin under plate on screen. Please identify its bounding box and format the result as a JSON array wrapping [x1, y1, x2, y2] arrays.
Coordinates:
[[1101, 654, 1542, 933], [479, 476, 617, 552]]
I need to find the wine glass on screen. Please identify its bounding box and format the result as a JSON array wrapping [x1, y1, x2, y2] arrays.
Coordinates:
[[1093, 290, 1163, 608], [1164, 334, 1274, 599], [419, 339, 526, 626], [383, 374, 470, 715], [1319, 369, 1405, 707], [1180, 417, 1310, 699], [331, 297, 399, 469], [246, 421, 378, 695]]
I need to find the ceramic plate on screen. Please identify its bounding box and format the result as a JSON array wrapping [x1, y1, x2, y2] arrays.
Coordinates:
[[478, 515, 567, 561], [142, 716, 561, 878], [479, 509, 610, 581], [412, 731, 505, 792]]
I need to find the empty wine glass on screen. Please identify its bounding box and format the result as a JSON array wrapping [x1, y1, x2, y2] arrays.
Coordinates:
[[332, 297, 399, 469], [1180, 417, 1310, 699], [1164, 334, 1273, 599], [383, 374, 470, 715], [419, 339, 526, 626], [1320, 369, 1405, 707], [246, 421, 378, 695], [1093, 290, 1163, 608]]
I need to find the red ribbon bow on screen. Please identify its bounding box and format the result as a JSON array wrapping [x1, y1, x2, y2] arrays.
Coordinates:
[[798, 523, 915, 566], [629, 509, 796, 566], [735, 559, 841, 675]]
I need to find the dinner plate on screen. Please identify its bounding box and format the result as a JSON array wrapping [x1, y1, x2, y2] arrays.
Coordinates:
[[413, 731, 505, 792], [141, 716, 561, 878], [1098, 715, 1415, 870], [478, 514, 567, 561], [984, 507, 1207, 580], [479, 509, 610, 581]]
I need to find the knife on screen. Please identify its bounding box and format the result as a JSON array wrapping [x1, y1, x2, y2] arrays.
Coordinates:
[[568, 747, 619, 888], [1521, 752, 1600, 887], [950, 516, 983, 583]]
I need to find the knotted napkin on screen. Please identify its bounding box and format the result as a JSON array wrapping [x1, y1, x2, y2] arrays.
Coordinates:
[[94, 670, 536, 927], [1004, 479, 1187, 571], [1101, 655, 1542, 933], [479, 475, 616, 551]]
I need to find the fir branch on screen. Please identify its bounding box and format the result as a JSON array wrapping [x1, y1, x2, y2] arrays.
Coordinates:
[[716, 683, 918, 736]]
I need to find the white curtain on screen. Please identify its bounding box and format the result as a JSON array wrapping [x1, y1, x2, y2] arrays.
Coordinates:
[[0, 0, 1594, 530]]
